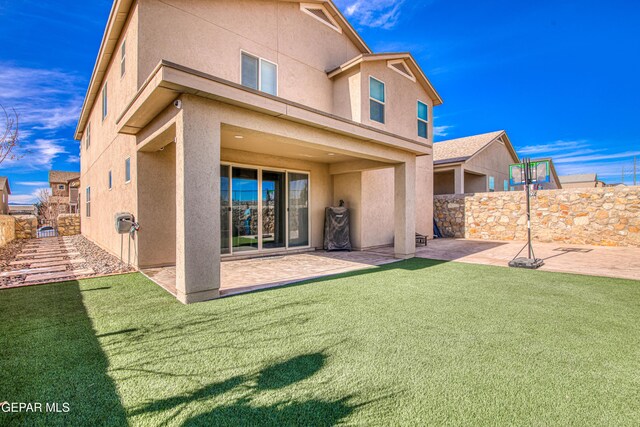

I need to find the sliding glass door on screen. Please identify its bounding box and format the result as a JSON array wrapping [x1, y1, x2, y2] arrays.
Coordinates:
[[221, 165, 309, 254], [288, 173, 309, 248]]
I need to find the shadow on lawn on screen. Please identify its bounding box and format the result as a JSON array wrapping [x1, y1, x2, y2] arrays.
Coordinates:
[[130, 352, 355, 426], [0, 280, 128, 426]]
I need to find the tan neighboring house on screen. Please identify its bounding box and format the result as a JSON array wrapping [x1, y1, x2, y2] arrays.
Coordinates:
[[433, 131, 519, 195], [527, 158, 561, 190], [48, 171, 81, 214], [0, 176, 10, 214], [559, 174, 605, 189], [74, 0, 443, 303], [9, 205, 38, 216]]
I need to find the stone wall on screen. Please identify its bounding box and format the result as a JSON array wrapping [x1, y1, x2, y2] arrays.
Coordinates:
[[14, 215, 37, 240], [58, 214, 81, 236], [0, 215, 16, 247], [434, 186, 640, 247]]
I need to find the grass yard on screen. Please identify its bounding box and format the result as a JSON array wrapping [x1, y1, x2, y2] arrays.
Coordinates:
[[1, 259, 639, 426]]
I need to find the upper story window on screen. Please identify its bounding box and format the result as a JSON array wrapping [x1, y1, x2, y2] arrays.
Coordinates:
[[369, 77, 385, 124], [57, 184, 65, 191], [241, 52, 277, 96], [120, 39, 126, 77], [417, 101, 429, 139], [85, 122, 91, 150], [102, 83, 108, 121], [108, 170, 113, 190], [300, 3, 342, 33], [125, 157, 131, 183]]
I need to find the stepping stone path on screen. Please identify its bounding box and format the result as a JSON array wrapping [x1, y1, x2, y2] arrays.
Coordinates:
[[0, 237, 95, 288]]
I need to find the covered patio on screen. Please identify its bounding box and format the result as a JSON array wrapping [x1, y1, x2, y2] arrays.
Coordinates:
[[120, 62, 432, 303]]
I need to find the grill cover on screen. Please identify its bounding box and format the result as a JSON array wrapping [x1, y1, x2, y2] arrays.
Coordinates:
[[324, 207, 352, 251]]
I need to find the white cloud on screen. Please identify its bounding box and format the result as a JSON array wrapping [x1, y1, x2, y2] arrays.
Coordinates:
[[517, 140, 590, 156], [433, 125, 453, 137], [3, 138, 68, 170], [15, 181, 49, 187], [553, 151, 640, 164], [9, 187, 49, 204], [66, 155, 80, 164], [337, 0, 406, 29]]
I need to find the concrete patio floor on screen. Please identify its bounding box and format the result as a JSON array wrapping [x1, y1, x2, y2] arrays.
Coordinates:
[[142, 250, 399, 298], [370, 238, 640, 281], [142, 238, 640, 301]]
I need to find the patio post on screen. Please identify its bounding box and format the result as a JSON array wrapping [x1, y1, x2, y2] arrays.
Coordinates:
[[394, 158, 416, 259], [454, 165, 465, 194], [175, 96, 221, 303]]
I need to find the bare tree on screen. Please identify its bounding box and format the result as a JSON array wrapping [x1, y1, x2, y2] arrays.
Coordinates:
[[0, 104, 21, 165], [35, 188, 60, 224]]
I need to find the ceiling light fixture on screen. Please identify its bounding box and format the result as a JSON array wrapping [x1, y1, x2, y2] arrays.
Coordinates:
[[234, 135, 244, 139], [327, 153, 336, 156]]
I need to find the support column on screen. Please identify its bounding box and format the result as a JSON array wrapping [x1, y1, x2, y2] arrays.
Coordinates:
[[394, 158, 416, 259], [175, 96, 221, 303], [454, 165, 465, 194]]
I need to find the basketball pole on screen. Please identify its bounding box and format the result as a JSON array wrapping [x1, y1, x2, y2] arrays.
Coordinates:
[[525, 158, 533, 260]]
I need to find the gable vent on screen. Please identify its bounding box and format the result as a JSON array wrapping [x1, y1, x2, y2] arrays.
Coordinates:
[[301, 3, 342, 33], [388, 59, 416, 81]]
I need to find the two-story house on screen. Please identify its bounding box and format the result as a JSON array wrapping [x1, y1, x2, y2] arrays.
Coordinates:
[[48, 170, 81, 214], [74, 0, 443, 303]]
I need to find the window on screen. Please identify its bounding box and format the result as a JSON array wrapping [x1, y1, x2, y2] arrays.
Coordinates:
[[504, 180, 509, 191], [417, 101, 428, 139], [369, 77, 385, 124], [102, 83, 108, 120], [85, 123, 91, 149], [241, 52, 278, 96], [108, 170, 112, 190], [85, 187, 91, 217], [120, 39, 126, 77], [125, 157, 131, 183], [57, 184, 65, 191], [489, 176, 495, 192], [300, 3, 342, 33]]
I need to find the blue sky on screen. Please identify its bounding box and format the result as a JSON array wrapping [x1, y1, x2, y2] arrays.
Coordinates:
[[1, 0, 639, 202]]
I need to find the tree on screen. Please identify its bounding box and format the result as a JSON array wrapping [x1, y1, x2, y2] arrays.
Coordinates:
[[0, 104, 21, 165], [35, 188, 60, 224]]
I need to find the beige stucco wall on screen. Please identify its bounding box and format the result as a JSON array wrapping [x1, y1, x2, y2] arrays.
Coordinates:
[[80, 4, 140, 264], [561, 181, 598, 189], [465, 139, 515, 192], [358, 61, 434, 143], [0, 215, 15, 247], [138, 0, 362, 113]]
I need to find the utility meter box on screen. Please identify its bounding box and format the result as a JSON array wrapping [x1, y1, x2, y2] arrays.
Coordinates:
[[115, 213, 134, 234]]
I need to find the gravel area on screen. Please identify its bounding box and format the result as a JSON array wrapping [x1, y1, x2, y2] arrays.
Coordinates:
[[0, 239, 27, 272], [65, 235, 136, 275]]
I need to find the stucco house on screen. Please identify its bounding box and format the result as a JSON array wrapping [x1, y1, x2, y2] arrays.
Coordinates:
[[74, 0, 443, 303], [559, 174, 605, 189], [433, 131, 519, 195], [48, 170, 81, 214], [0, 176, 10, 214], [527, 158, 561, 190]]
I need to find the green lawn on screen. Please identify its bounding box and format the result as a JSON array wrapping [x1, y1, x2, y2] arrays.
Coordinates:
[[1, 259, 639, 426]]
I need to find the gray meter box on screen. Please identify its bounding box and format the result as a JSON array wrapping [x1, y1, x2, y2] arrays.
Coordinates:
[[115, 212, 134, 234]]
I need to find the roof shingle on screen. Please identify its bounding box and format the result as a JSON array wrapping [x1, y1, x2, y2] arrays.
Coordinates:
[[433, 131, 506, 164], [49, 170, 80, 184]]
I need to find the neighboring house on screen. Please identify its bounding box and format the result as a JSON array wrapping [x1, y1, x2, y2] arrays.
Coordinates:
[[433, 131, 519, 195], [73, 0, 443, 303], [8, 204, 38, 216], [49, 170, 81, 214], [559, 174, 606, 189], [0, 176, 10, 214]]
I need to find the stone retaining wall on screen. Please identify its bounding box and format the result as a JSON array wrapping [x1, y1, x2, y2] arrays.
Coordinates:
[[58, 214, 81, 236], [0, 215, 16, 247], [434, 186, 640, 247], [14, 216, 37, 240]]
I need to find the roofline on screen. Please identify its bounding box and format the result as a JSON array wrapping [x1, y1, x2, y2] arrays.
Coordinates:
[[434, 130, 519, 165], [0, 178, 10, 195], [74, 0, 371, 140], [327, 52, 444, 106], [530, 157, 562, 188]]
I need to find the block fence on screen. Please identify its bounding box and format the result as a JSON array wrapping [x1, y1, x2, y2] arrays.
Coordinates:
[[58, 214, 81, 236], [434, 186, 640, 247], [0, 215, 16, 247]]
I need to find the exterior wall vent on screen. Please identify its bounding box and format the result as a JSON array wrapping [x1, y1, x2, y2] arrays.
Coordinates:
[[388, 59, 416, 82], [300, 3, 342, 33]]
